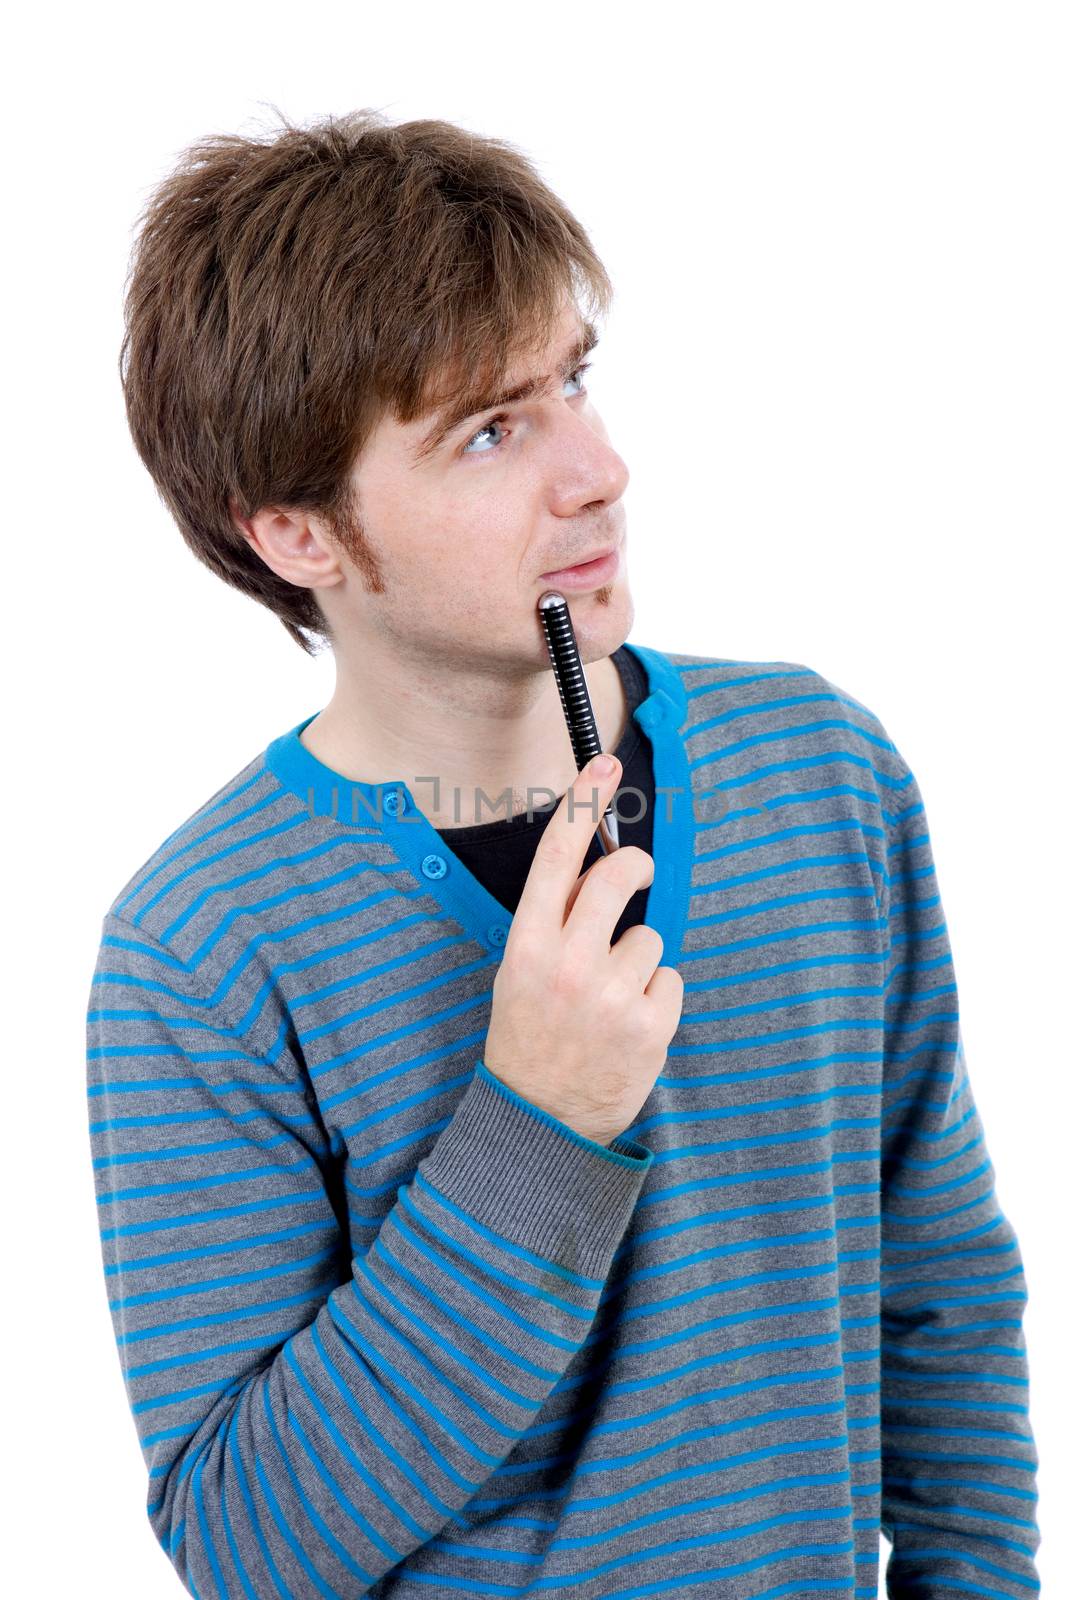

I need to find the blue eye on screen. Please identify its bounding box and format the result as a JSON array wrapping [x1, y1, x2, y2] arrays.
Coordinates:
[[460, 361, 594, 457], [462, 417, 507, 456]]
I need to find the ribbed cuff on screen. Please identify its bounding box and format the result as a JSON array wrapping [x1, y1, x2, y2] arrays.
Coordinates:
[[417, 1059, 653, 1279]]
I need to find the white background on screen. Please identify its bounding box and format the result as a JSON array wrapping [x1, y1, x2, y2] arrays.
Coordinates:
[[4, 2, 1063, 1593]]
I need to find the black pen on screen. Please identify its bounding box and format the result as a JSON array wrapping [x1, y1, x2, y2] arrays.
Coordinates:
[[537, 591, 621, 856]]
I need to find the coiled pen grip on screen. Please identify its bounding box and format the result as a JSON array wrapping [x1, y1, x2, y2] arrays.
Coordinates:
[[537, 591, 620, 854]]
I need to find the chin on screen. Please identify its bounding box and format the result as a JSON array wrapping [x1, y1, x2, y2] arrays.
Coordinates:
[[593, 577, 632, 615], [578, 583, 635, 654]]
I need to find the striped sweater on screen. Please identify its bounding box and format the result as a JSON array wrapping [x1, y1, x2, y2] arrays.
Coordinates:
[[85, 641, 1041, 1598]]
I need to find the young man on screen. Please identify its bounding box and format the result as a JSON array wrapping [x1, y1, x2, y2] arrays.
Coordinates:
[[88, 109, 1040, 1598]]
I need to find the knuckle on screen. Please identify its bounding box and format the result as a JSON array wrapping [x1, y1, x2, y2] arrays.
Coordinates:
[[600, 972, 631, 1012], [536, 835, 571, 870], [548, 959, 585, 1001], [636, 999, 664, 1040], [598, 845, 646, 889], [620, 846, 653, 878], [594, 857, 630, 892]]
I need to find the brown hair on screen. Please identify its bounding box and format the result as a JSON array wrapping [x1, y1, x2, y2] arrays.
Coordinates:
[[119, 106, 614, 655]]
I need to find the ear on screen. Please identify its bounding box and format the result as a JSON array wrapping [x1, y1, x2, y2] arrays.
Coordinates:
[[229, 499, 344, 590]]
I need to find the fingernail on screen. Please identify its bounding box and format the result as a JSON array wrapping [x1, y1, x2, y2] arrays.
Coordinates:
[[592, 754, 616, 776]]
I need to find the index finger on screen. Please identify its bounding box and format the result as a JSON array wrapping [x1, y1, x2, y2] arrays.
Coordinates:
[[510, 754, 621, 936]]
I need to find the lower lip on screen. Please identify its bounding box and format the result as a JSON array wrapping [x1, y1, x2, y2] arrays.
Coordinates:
[[539, 548, 621, 589]]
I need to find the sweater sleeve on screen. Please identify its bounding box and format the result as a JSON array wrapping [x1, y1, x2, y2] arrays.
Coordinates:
[[878, 769, 1041, 1595], [85, 912, 652, 1599]]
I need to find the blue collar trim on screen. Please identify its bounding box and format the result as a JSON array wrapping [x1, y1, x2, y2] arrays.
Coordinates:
[[263, 640, 692, 968]]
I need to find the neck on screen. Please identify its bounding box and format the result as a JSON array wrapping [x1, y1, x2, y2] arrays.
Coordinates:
[[298, 640, 630, 830]]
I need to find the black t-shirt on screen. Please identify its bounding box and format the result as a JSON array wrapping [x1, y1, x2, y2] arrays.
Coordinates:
[[437, 644, 653, 947]]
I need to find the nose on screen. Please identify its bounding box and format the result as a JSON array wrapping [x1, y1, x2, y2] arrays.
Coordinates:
[[550, 409, 630, 516]]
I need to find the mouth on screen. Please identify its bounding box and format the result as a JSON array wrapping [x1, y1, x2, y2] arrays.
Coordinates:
[[541, 542, 614, 574], [538, 544, 622, 589]]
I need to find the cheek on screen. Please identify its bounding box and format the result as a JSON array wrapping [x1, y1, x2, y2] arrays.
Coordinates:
[[374, 470, 533, 589]]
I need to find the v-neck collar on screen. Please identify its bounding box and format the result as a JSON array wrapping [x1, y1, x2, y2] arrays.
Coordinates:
[[263, 640, 693, 970]]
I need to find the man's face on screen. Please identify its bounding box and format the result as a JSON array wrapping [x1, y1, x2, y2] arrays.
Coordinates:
[[317, 300, 633, 675]]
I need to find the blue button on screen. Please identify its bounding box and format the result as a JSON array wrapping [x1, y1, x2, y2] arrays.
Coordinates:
[[421, 853, 448, 880], [383, 787, 406, 817], [487, 923, 509, 947]]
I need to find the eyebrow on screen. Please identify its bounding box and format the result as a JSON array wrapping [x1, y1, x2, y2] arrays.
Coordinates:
[[408, 318, 600, 466]]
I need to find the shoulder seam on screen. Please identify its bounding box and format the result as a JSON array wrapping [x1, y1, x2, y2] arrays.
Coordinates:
[[99, 909, 278, 1062]]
